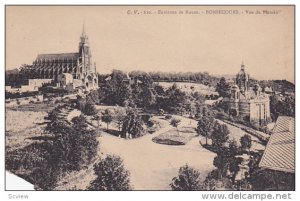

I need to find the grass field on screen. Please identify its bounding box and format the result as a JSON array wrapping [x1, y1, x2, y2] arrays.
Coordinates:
[[5, 109, 47, 151], [156, 81, 217, 95]]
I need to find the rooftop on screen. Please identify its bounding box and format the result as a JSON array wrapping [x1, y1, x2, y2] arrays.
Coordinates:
[[36, 52, 79, 61], [259, 116, 295, 173]]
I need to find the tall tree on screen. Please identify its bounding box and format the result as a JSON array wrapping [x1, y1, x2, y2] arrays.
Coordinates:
[[213, 153, 228, 179], [211, 122, 230, 148], [114, 107, 126, 132], [165, 84, 187, 113], [216, 77, 231, 98], [197, 115, 215, 145], [122, 108, 144, 138], [101, 70, 131, 106], [102, 109, 113, 130], [92, 114, 101, 136]]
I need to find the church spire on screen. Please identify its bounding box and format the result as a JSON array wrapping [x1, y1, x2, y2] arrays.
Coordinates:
[[82, 23, 86, 38], [241, 61, 245, 70], [80, 23, 88, 44]]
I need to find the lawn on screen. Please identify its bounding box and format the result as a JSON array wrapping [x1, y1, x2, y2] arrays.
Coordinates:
[[6, 109, 48, 151], [152, 127, 197, 145]]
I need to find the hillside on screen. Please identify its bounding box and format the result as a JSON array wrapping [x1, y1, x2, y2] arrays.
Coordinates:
[[258, 79, 295, 93], [156, 82, 217, 95]]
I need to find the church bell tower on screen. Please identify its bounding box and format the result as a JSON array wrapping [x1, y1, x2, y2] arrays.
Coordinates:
[[79, 24, 92, 74]]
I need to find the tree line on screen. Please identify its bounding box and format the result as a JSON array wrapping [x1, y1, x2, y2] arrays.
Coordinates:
[[97, 70, 207, 116]]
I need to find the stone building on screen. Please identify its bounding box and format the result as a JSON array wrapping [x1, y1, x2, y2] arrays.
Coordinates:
[[226, 63, 270, 124], [30, 26, 98, 89]]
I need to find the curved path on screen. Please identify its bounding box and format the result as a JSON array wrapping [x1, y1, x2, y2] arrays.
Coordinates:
[[100, 115, 216, 190], [55, 114, 264, 190]]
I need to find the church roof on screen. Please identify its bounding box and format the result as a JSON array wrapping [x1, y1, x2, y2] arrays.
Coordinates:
[[259, 116, 295, 173], [36, 52, 79, 61]]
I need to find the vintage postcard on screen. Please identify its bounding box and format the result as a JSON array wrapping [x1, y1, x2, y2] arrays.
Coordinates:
[[5, 5, 295, 192]]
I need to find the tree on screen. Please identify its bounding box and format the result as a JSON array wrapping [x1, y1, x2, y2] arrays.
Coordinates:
[[77, 97, 97, 116], [140, 87, 156, 108], [83, 102, 97, 116], [102, 109, 113, 130], [114, 108, 126, 132], [126, 72, 157, 108], [86, 90, 100, 105], [101, 70, 131, 106], [170, 118, 181, 134], [89, 155, 131, 190], [228, 139, 239, 156], [213, 153, 228, 179], [270, 95, 295, 121], [240, 134, 252, 152], [154, 84, 165, 96], [165, 84, 187, 113], [71, 115, 88, 130], [92, 114, 101, 136], [170, 164, 202, 190], [197, 115, 215, 145], [216, 77, 231, 98], [122, 108, 144, 138], [211, 122, 229, 148]]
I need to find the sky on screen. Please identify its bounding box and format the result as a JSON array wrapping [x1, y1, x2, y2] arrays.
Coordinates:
[[6, 6, 294, 82]]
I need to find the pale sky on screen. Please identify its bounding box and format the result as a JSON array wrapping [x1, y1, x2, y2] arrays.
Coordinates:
[[6, 6, 294, 82]]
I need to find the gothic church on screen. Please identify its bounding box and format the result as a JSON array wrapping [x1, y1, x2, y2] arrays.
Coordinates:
[[30, 26, 98, 89]]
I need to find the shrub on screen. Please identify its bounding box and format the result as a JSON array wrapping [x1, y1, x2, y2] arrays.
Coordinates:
[[147, 120, 155, 127], [158, 109, 165, 115], [142, 114, 152, 123], [170, 164, 202, 190], [165, 114, 172, 120], [240, 134, 252, 151]]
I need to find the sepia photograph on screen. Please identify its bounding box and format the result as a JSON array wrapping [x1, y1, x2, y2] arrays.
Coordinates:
[[4, 5, 295, 192]]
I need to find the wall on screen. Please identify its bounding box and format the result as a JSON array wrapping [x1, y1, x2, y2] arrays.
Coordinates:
[[6, 79, 52, 93]]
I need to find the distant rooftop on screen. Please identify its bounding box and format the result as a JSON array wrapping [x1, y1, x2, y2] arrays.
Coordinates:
[[259, 116, 295, 173], [36, 52, 79, 61]]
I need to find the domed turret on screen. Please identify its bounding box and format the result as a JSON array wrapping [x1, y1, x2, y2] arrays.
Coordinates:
[[236, 62, 249, 94]]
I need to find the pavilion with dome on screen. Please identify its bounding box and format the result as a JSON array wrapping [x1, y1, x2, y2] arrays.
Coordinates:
[[225, 62, 271, 124]]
